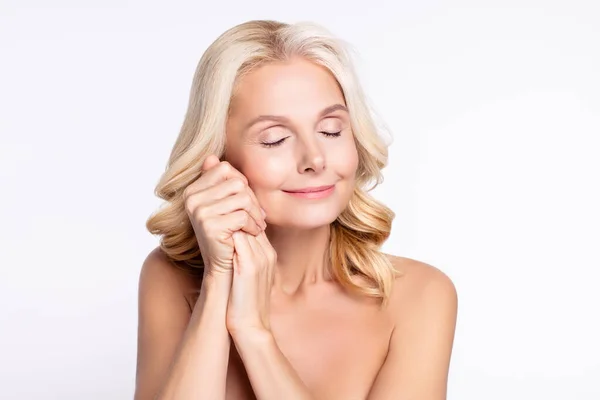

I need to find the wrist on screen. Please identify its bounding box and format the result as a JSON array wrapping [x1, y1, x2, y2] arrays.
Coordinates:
[[230, 326, 273, 347], [201, 268, 232, 291], [196, 270, 231, 312]]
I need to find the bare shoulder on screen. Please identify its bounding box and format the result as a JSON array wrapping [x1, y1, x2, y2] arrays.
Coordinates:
[[384, 253, 457, 294], [363, 258, 457, 397], [383, 253, 458, 322], [135, 247, 203, 399], [139, 246, 203, 311]]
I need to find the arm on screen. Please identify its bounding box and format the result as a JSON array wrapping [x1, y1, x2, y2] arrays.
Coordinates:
[[231, 329, 314, 400], [225, 232, 315, 400], [134, 248, 233, 400], [366, 269, 458, 400]]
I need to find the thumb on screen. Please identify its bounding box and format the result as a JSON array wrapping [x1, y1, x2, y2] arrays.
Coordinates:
[[202, 154, 220, 172]]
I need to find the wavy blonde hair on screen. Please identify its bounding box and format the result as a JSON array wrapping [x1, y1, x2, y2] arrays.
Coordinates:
[[146, 20, 399, 303]]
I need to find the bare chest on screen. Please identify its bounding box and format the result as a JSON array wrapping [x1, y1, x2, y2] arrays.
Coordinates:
[[225, 293, 394, 399]]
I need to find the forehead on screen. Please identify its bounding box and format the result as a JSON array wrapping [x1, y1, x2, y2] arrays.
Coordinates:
[[229, 57, 346, 120]]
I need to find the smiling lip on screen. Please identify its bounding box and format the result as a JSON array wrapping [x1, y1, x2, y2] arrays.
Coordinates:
[[284, 185, 334, 193], [283, 185, 335, 199]]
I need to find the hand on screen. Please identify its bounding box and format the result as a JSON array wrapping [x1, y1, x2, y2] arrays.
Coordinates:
[[183, 155, 267, 277], [226, 230, 277, 337]]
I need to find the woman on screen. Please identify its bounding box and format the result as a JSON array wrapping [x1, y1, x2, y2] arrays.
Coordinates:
[[135, 20, 457, 400]]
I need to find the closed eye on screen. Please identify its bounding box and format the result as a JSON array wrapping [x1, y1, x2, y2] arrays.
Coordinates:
[[261, 137, 289, 148], [320, 131, 341, 137], [261, 131, 341, 148]]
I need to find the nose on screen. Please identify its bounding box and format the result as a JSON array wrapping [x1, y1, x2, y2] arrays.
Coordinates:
[[297, 134, 326, 174]]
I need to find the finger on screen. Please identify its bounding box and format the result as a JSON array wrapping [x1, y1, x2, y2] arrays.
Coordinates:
[[192, 179, 265, 229], [246, 185, 267, 221], [186, 160, 249, 196], [202, 191, 265, 230], [209, 210, 262, 237], [204, 161, 249, 187], [245, 186, 266, 228], [255, 231, 273, 251], [187, 177, 246, 209], [255, 231, 276, 264], [246, 233, 264, 258], [232, 231, 253, 266], [252, 233, 275, 299], [184, 177, 246, 222], [255, 232, 276, 288], [201, 154, 221, 172], [232, 236, 244, 276]]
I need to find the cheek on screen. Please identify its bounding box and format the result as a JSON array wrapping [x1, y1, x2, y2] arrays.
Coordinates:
[[328, 136, 359, 178], [238, 153, 286, 192]]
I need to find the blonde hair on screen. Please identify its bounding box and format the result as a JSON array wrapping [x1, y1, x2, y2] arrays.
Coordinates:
[[146, 20, 399, 303]]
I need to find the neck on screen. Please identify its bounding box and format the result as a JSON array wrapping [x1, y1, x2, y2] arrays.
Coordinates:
[[265, 224, 333, 296]]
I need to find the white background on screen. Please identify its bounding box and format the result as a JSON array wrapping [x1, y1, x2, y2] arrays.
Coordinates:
[[1, 0, 599, 399]]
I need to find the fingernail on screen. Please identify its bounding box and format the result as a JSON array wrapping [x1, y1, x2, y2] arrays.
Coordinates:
[[261, 208, 266, 218]]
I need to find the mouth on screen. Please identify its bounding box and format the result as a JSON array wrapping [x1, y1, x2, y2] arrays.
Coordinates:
[[282, 185, 335, 199], [283, 185, 335, 194]]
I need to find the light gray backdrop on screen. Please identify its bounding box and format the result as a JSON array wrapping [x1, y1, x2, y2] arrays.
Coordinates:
[[1, 0, 599, 399]]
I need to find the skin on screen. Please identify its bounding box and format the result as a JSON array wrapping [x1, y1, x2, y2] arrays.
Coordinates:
[[223, 57, 360, 294], [135, 56, 458, 399]]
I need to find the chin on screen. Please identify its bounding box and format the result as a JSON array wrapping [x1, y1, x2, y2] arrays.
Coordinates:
[[261, 188, 353, 230], [267, 207, 342, 230]]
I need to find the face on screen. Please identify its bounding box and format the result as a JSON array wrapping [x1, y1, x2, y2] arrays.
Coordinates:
[[224, 56, 359, 229]]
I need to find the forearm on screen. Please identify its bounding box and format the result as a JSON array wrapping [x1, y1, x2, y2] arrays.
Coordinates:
[[157, 273, 232, 400], [232, 330, 314, 400]]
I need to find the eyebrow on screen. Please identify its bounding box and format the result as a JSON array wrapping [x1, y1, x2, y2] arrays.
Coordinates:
[[243, 103, 348, 131]]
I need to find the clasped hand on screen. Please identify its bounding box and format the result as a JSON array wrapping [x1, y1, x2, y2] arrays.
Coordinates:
[[183, 154, 276, 339], [226, 229, 276, 337]]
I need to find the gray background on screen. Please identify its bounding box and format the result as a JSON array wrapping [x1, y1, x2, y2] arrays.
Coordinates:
[[1, 0, 599, 398]]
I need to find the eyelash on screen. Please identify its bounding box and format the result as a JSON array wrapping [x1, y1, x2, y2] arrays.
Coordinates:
[[262, 131, 342, 148]]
